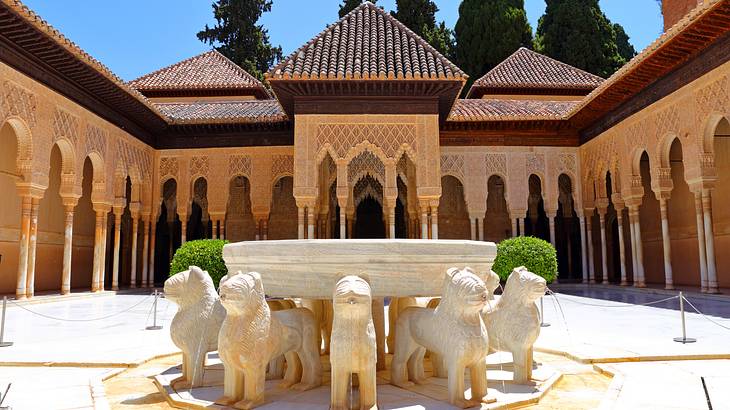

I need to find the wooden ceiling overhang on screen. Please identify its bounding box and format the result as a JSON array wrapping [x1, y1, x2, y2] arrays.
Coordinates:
[[0, 2, 166, 146], [440, 119, 579, 147], [468, 86, 593, 99], [268, 78, 465, 120], [572, 0, 730, 143], [138, 87, 271, 100], [157, 121, 293, 149]]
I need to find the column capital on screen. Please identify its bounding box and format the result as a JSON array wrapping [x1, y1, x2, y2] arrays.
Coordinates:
[[653, 188, 672, 201], [93, 202, 112, 213], [15, 182, 46, 199], [60, 194, 80, 208]]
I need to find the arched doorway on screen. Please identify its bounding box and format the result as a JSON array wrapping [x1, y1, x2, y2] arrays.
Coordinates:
[[438, 175, 470, 239], [711, 117, 730, 288], [226, 176, 255, 242], [269, 176, 297, 240], [638, 151, 664, 285], [188, 177, 211, 241], [525, 174, 549, 240], [154, 179, 180, 284], [71, 158, 97, 291], [353, 175, 385, 239], [485, 175, 511, 241], [556, 174, 581, 281], [604, 172, 619, 284], [0, 122, 23, 294]]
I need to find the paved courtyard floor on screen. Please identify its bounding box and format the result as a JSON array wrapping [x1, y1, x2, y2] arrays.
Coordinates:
[[0, 286, 727, 409]]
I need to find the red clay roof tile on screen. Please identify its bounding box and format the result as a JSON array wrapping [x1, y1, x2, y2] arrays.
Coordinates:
[[448, 98, 578, 121], [154, 100, 287, 124]]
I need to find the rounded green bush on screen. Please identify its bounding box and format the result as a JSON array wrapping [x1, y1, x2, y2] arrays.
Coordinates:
[[169, 239, 229, 288], [492, 236, 557, 284]]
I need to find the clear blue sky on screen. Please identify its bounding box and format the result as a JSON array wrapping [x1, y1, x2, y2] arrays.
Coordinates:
[[22, 0, 663, 81]]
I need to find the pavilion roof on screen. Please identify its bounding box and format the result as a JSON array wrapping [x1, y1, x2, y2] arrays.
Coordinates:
[[448, 98, 578, 122], [467, 48, 604, 98], [129, 50, 270, 98], [266, 1, 465, 81], [154, 100, 288, 124]]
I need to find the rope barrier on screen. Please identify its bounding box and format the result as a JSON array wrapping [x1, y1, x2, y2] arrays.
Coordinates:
[[681, 295, 730, 332], [547, 290, 679, 308], [7, 294, 154, 322]]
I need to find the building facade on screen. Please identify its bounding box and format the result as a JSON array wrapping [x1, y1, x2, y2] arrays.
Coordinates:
[[0, 0, 728, 299]]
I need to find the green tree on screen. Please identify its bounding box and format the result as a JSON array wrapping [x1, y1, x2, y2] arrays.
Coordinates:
[[198, 0, 283, 81], [535, 0, 630, 78], [339, 0, 376, 18], [613, 23, 637, 62], [455, 0, 533, 88], [391, 0, 454, 58]]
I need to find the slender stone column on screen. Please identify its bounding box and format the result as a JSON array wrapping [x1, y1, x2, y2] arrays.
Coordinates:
[[420, 204, 429, 239], [470, 218, 477, 241], [388, 205, 396, 239], [262, 219, 268, 240], [91, 210, 102, 292], [628, 206, 646, 287], [220, 218, 226, 241], [111, 209, 123, 291], [616, 208, 628, 286], [149, 218, 156, 288], [61, 201, 77, 295], [25, 197, 40, 298], [180, 214, 187, 244], [658, 198, 674, 290], [347, 215, 354, 238], [141, 218, 150, 288], [167, 220, 174, 264], [297, 206, 305, 239], [307, 207, 315, 239], [130, 216, 139, 289], [212, 219, 218, 240], [511, 217, 518, 238], [517, 218, 523, 237], [702, 190, 718, 293], [100, 212, 109, 291], [547, 211, 557, 246], [15, 196, 31, 299], [586, 211, 595, 284], [478, 218, 484, 241], [339, 207, 347, 239], [693, 193, 708, 292], [579, 215, 588, 283], [430, 202, 439, 240], [628, 219, 637, 285], [597, 209, 608, 283]]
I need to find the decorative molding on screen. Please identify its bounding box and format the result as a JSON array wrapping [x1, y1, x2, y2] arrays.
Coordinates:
[[317, 123, 417, 159], [2, 80, 37, 127], [229, 155, 252, 178]]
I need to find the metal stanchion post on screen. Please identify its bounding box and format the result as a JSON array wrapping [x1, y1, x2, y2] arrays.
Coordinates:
[[540, 296, 550, 327], [673, 291, 696, 344], [0, 296, 13, 347], [146, 290, 163, 330]]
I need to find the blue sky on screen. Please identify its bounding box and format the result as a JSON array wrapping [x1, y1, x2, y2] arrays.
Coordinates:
[[22, 0, 663, 81]]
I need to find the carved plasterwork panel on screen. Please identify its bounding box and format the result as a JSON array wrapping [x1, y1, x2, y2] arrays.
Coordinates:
[[440, 154, 464, 182], [525, 153, 545, 177], [485, 153, 507, 177], [2, 81, 37, 128], [160, 157, 179, 181], [85, 124, 107, 156], [653, 104, 680, 140], [316, 123, 417, 159], [694, 75, 728, 124], [229, 155, 252, 177], [272, 154, 294, 181], [52, 108, 79, 144], [348, 150, 385, 185], [190, 156, 210, 179]]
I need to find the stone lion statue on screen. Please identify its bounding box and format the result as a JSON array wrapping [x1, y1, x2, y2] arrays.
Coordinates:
[[482, 266, 545, 384], [387, 297, 418, 353], [266, 299, 298, 380], [391, 267, 493, 408], [164, 266, 226, 389], [301, 298, 334, 354], [330, 275, 377, 410], [216, 272, 322, 409]]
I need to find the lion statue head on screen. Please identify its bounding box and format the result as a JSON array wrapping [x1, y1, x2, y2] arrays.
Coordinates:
[[164, 266, 217, 308], [333, 275, 372, 316], [502, 266, 546, 307], [218, 271, 266, 315], [435, 267, 489, 319]]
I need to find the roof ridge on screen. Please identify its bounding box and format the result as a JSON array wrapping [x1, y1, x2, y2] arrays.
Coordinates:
[[515, 47, 604, 82]]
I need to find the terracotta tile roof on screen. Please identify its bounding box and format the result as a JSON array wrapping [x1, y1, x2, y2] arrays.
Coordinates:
[[448, 99, 578, 121], [154, 100, 288, 124], [267, 1, 465, 81], [469, 48, 604, 95], [129, 50, 266, 92]]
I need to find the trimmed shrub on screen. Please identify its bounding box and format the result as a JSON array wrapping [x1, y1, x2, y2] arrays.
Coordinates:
[[170, 239, 229, 287], [492, 236, 558, 284]]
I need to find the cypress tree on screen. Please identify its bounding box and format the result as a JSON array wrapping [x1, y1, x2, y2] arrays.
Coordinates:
[[613, 23, 637, 62], [535, 0, 630, 78], [455, 0, 532, 87], [391, 0, 454, 58], [198, 0, 282, 81]]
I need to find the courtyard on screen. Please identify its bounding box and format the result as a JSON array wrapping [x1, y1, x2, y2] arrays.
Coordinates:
[[0, 285, 728, 409]]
